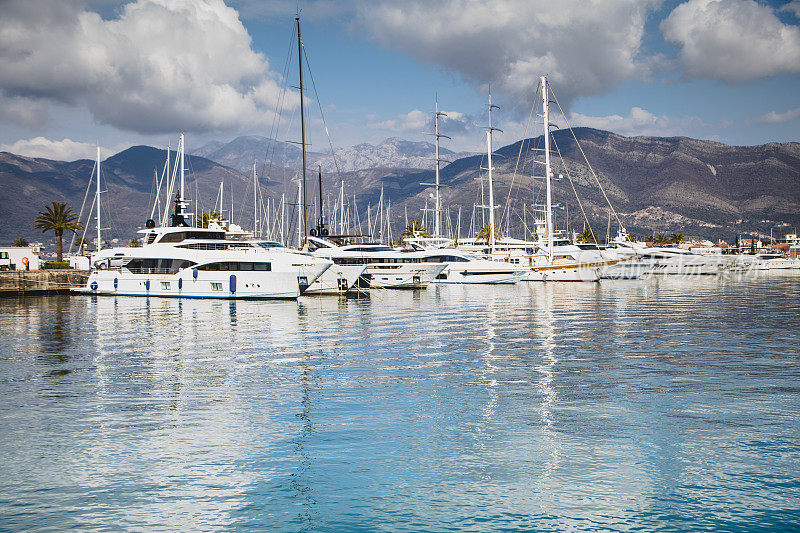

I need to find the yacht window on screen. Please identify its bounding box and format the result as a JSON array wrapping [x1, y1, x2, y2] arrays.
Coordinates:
[[198, 261, 271, 272]]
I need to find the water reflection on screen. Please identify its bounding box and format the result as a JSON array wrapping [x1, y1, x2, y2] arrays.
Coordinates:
[[1, 275, 799, 531]]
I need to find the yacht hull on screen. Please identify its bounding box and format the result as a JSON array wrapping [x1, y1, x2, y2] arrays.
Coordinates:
[[303, 265, 367, 295], [74, 265, 330, 299]]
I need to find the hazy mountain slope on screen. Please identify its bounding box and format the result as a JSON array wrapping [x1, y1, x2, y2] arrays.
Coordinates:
[[3, 129, 799, 250]]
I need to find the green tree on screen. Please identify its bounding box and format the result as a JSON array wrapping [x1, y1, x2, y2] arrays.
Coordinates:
[[400, 219, 430, 242], [476, 223, 502, 244], [670, 232, 686, 244], [12, 237, 28, 247], [650, 233, 669, 245], [73, 236, 91, 253], [34, 201, 83, 262], [197, 211, 225, 229], [577, 227, 598, 244]]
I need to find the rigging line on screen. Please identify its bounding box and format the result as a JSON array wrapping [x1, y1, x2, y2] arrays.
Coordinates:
[[71, 159, 97, 252], [263, 24, 297, 182], [550, 134, 596, 242], [301, 43, 343, 182], [551, 90, 624, 231], [499, 82, 540, 232]]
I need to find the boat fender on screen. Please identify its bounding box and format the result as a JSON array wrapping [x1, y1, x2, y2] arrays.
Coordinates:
[[230, 274, 237, 293], [145, 279, 150, 291], [90, 281, 98, 291], [193, 267, 198, 280], [113, 278, 118, 290], [178, 278, 183, 290]]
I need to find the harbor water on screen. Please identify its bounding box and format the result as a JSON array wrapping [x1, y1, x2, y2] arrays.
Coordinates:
[[1, 273, 799, 531]]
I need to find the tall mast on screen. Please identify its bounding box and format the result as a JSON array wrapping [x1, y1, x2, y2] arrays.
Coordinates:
[[486, 90, 501, 253], [96, 145, 101, 252], [422, 97, 450, 237], [433, 98, 445, 237], [179, 133, 185, 209], [253, 162, 258, 236], [297, 16, 308, 246], [296, 179, 302, 246], [542, 75, 554, 264], [339, 180, 345, 234]]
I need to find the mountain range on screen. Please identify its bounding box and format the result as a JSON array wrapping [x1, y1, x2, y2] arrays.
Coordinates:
[[2, 129, 798, 251], [190, 136, 474, 174]]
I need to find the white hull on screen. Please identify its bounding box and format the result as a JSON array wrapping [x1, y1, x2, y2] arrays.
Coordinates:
[[75, 264, 329, 299], [433, 264, 526, 284], [523, 264, 600, 282], [303, 265, 367, 295], [364, 263, 445, 288]]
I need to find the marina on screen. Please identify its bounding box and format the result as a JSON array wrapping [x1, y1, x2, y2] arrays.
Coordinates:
[[2, 2, 799, 531], [2, 274, 799, 531]]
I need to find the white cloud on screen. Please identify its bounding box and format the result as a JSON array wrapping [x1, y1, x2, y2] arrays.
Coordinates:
[[1, 137, 110, 161], [370, 109, 429, 131], [356, 0, 661, 112], [757, 108, 800, 124], [569, 107, 705, 137], [661, 0, 800, 83], [0, 0, 296, 134]]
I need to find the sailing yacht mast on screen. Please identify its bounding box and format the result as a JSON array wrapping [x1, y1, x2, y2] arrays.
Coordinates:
[[253, 162, 258, 237], [485, 90, 501, 252], [297, 16, 308, 246], [96, 145, 101, 252], [541, 75, 554, 264]]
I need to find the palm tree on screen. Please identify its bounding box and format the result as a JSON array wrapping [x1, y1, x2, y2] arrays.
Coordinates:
[[401, 219, 430, 242], [475, 223, 502, 244], [34, 201, 83, 262], [670, 232, 686, 244], [12, 237, 28, 247], [577, 227, 598, 244], [651, 233, 669, 245], [73, 236, 91, 254]]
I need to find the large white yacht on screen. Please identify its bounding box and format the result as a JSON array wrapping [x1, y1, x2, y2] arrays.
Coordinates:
[[404, 239, 527, 284], [600, 247, 725, 278], [76, 225, 332, 299], [251, 241, 367, 295], [307, 236, 446, 289]]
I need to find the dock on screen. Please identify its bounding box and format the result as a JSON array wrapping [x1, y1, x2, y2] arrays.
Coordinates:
[[0, 270, 90, 296]]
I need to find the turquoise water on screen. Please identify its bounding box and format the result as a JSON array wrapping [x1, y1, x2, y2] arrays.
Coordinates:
[[1, 274, 799, 531]]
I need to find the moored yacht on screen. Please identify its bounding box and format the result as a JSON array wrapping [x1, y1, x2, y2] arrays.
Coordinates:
[[307, 236, 446, 289], [77, 225, 332, 299], [405, 239, 527, 284]]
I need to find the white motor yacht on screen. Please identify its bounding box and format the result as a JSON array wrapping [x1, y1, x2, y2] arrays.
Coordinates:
[[76, 225, 332, 299], [307, 236, 446, 289], [404, 239, 527, 284]]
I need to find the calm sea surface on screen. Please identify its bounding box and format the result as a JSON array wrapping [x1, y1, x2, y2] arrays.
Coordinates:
[[1, 273, 799, 532]]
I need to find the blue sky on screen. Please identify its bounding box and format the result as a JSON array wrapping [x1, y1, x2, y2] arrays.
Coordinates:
[[1, 0, 799, 160]]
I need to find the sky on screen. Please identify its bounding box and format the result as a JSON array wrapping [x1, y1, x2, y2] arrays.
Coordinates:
[[1, 0, 799, 161]]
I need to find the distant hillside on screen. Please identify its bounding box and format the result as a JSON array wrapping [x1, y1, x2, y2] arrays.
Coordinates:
[[192, 135, 475, 174], [2, 129, 799, 252]]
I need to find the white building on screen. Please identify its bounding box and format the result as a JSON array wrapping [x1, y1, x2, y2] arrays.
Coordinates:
[[0, 245, 42, 270]]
